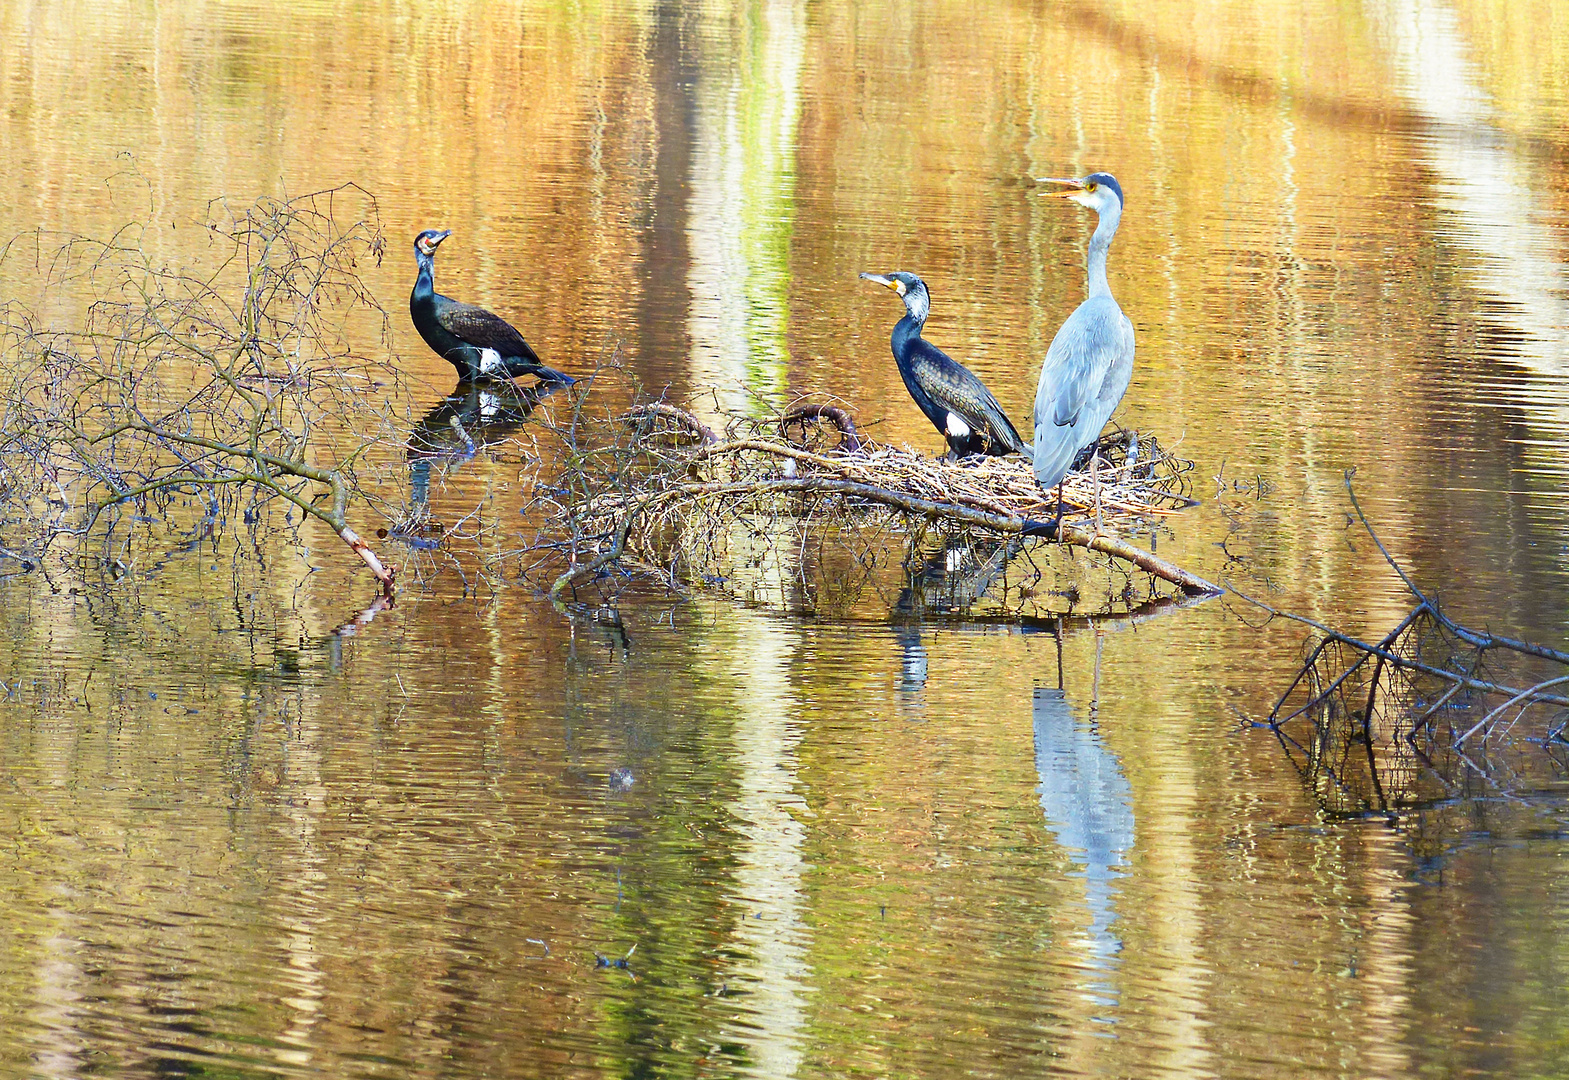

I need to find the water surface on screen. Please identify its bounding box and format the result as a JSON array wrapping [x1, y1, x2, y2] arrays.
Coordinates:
[[3, 0, 1569, 1076]]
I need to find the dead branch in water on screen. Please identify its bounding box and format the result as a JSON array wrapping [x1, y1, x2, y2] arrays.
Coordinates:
[[1232, 470, 1569, 816], [0, 184, 405, 595]]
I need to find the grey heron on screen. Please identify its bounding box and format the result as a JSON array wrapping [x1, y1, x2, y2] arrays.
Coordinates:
[[1031, 174, 1134, 515]]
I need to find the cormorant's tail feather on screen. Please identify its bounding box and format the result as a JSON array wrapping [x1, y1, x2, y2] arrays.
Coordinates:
[[529, 365, 575, 385]]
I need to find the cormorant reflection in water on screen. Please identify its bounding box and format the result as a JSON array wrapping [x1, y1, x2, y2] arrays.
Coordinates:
[[892, 535, 1023, 702], [405, 380, 562, 530]]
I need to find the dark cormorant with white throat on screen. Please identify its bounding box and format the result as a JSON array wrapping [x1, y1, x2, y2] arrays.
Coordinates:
[[409, 229, 572, 384], [859, 271, 1026, 458]]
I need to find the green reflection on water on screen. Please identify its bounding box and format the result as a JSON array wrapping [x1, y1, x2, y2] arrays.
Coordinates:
[[688, 0, 805, 412], [5, 0, 1569, 1076]]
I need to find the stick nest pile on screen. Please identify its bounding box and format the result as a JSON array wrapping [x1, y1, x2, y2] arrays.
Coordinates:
[[539, 393, 1205, 610]]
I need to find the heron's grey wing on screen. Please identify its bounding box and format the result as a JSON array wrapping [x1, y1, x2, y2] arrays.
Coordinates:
[[1033, 299, 1129, 430], [907, 346, 1027, 453], [434, 297, 541, 364], [1093, 312, 1137, 412]]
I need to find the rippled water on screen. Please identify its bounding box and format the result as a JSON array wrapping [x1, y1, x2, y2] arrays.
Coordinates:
[[4, 0, 1569, 1076]]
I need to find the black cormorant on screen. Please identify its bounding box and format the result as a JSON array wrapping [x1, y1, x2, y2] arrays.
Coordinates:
[[859, 271, 1026, 458], [409, 229, 572, 384]]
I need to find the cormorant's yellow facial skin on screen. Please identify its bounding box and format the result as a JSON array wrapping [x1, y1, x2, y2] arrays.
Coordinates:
[[894, 280, 907, 296], [416, 230, 451, 256]]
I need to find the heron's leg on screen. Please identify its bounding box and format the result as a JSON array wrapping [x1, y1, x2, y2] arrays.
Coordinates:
[[1092, 452, 1104, 537]]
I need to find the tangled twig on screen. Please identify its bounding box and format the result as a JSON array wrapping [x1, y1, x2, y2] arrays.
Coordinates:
[[0, 185, 405, 596], [1230, 471, 1569, 816], [545, 400, 1213, 605]]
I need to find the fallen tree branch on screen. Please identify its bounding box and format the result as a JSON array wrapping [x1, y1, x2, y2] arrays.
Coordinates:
[[1227, 584, 1569, 707], [781, 404, 862, 451], [1343, 468, 1569, 667], [1233, 478, 1569, 815], [0, 185, 405, 596]]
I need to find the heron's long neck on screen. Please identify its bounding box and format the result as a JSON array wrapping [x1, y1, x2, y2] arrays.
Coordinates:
[[1085, 205, 1121, 300]]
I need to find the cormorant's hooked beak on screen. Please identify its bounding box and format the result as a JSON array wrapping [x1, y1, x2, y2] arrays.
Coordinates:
[[859, 271, 907, 296], [418, 229, 452, 256], [1034, 176, 1086, 199]]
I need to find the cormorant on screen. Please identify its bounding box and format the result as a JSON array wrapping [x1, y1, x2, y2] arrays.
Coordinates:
[[409, 229, 572, 384], [859, 271, 1027, 458], [1031, 174, 1134, 502]]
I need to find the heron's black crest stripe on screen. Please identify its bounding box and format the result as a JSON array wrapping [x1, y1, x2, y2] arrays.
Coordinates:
[[1084, 172, 1124, 208]]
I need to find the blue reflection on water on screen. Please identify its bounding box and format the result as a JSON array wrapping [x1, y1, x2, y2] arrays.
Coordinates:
[[1032, 659, 1134, 1017], [896, 625, 928, 699]]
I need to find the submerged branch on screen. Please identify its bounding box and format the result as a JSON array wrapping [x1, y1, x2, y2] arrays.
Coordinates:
[[1343, 468, 1569, 667], [0, 185, 402, 595], [1237, 476, 1569, 816], [1228, 584, 1569, 708]]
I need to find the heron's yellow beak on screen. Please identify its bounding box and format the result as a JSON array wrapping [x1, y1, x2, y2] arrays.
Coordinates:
[[1034, 176, 1086, 198]]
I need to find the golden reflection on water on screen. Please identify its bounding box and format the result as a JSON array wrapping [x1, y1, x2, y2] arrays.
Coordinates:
[[4, 0, 1569, 1076]]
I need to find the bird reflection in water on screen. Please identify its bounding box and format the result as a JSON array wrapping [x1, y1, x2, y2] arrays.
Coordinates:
[[409, 379, 553, 458], [894, 625, 928, 700], [895, 533, 1023, 617], [1034, 624, 1133, 1016], [892, 535, 1022, 702], [893, 532, 1037, 706], [400, 380, 564, 547]]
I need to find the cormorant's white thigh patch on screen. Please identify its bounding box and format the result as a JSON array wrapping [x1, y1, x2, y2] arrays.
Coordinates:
[[944, 412, 971, 439], [479, 347, 504, 375]]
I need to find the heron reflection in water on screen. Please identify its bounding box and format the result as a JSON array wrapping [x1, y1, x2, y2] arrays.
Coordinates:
[[1034, 624, 1134, 1010]]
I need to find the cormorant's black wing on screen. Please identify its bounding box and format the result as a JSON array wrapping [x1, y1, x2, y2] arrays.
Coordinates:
[[433, 295, 542, 366], [907, 340, 1027, 455]]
